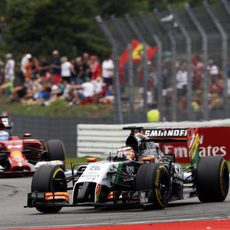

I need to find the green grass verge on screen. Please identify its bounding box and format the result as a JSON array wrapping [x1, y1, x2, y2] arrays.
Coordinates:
[[65, 157, 102, 169], [0, 95, 113, 117]]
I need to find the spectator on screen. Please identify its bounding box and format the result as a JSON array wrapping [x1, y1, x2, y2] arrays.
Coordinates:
[[192, 55, 204, 90], [45, 82, 65, 106], [38, 56, 50, 78], [89, 55, 101, 80], [34, 82, 52, 105], [21, 53, 32, 80], [207, 60, 219, 79], [81, 52, 91, 79], [25, 56, 39, 81], [91, 76, 104, 103], [102, 54, 114, 86], [51, 50, 61, 84], [98, 84, 114, 104], [5, 53, 15, 83], [176, 62, 188, 97], [61, 56, 74, 83], [72, 78, 95, 105], [176, 62, 188, 113], [73, 57, 85, 84], [209, 92, 222, 110], [9, 78, 27, 102]]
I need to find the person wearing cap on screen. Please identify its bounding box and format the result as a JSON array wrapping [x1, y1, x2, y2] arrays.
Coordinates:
[[5, 53, 15, 82], [51, 50, 61, 84]]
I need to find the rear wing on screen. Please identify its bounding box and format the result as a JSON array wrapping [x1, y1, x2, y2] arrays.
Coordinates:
[[143, 128, 200, 165]]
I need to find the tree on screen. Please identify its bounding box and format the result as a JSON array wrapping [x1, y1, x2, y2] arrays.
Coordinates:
[[97, 0, 150, 17], [5, 0, 109, 57]]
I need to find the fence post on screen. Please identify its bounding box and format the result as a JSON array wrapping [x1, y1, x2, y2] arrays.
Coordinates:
[[184, 3, 209, 121], [154, 9, 177, 121], [125, 14, 148, 116], [168, 6, 193, 121], [96, 16, 123, 124], [139, 12, 163, 121], [221, 0, 230, 15], [110, 15, 134, 116], [203, 1, 228, 118]]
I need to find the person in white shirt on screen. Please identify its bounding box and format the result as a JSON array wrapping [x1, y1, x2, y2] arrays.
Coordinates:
[[102, 55, 114, 85], [176, 62, 188, 97], [5, 53, 15, 82], [70, 78, 95, 105], [61, 56, 75, 83], [21, 53, 32, 78]]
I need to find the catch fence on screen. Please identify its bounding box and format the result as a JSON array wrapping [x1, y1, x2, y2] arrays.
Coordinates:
[[97, 1, 230, 123]]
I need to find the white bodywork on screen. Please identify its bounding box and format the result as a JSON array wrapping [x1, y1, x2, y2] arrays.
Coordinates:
[[76, 161, 120, 187], [35, 160, 64, 169]]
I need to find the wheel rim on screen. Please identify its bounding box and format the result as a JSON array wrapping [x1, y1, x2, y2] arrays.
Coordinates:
[[220, 163, 229, 196], [159, 173, 170, 201], [51, 168, 66, 192]]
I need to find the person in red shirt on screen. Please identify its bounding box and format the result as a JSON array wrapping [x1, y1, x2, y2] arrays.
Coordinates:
[[89, 55, 101, 80]]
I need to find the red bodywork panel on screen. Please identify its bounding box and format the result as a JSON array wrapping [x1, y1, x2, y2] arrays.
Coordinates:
[[0, 136, 45, 174]]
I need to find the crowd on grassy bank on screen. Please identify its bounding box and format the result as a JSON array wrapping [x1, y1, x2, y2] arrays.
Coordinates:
[[0, 50, 114, 106]]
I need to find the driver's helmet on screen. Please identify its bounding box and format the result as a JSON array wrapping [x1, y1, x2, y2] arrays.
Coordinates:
[[117, 146, 135, 160], [0, 130, 9, 141]]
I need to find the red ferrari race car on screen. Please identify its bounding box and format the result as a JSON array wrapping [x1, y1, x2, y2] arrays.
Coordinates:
[[0, 116, 66, 176]]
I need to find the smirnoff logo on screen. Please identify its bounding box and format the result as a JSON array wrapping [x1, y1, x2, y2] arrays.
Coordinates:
[[144, 129, 187, 137]]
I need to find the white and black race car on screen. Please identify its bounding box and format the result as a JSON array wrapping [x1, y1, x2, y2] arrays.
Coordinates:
[[25, 126, 229, 213]]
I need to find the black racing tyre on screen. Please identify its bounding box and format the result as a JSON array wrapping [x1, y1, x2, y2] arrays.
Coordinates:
[[196, 156, 229, 202], [32, 165, 67, 213], [136, 163, 171, 209], [46, 139, 66, 165]]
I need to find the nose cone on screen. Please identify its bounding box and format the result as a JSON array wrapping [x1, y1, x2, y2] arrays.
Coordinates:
[[9, 151, 30, 171]]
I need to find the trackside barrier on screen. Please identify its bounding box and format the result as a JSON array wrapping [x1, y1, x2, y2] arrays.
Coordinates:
[[77, 119, 230, 162]]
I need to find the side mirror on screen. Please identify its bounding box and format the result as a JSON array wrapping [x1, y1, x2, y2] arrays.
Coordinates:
[[23, 133, 31, 138], [87, 157, 97, 162]]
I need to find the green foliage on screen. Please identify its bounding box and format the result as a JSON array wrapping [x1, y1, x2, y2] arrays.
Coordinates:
[[1, 0, 223, 57], [5, 0, 108, 56], [98, 0, 150, 17]]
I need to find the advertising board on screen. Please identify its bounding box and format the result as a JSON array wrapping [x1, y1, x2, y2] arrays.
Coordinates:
[[161, 127, 230, 163]]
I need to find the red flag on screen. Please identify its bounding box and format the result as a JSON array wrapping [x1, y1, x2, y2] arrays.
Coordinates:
[[119, 39, 157, 71]]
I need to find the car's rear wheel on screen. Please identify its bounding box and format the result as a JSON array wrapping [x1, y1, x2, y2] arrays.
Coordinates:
[[136, 163, 171, 209], [32, 165, 67, 213], [196, 156, 229, 202]]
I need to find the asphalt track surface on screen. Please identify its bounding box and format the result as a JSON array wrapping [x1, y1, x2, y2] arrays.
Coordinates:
[[0, 177, 230, 229]]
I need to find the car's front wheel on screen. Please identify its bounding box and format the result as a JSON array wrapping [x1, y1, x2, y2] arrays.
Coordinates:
[[32, 165, 67, 213], [136, 163, 171, 209]]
